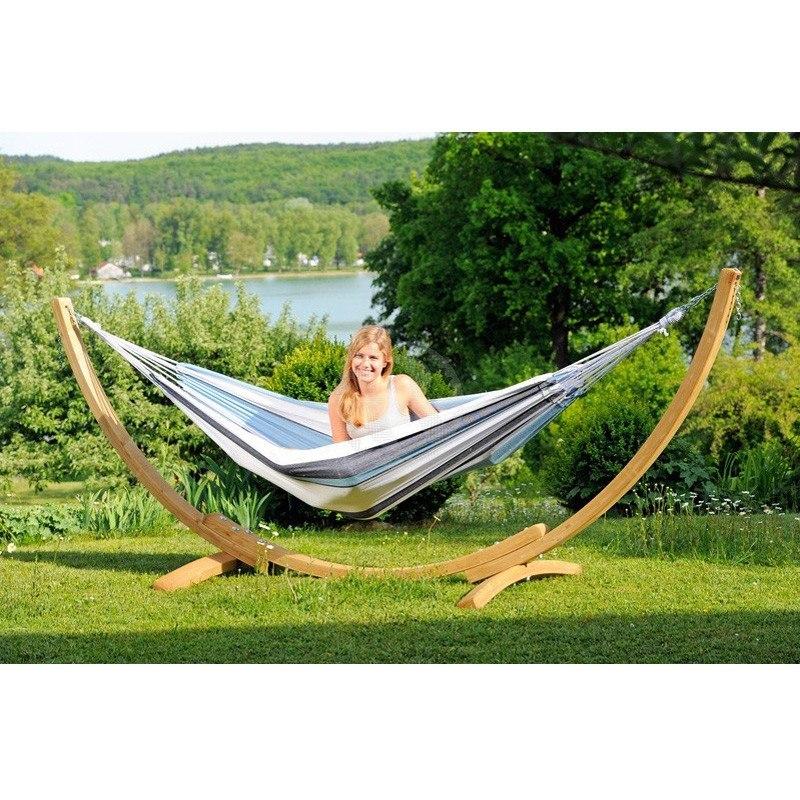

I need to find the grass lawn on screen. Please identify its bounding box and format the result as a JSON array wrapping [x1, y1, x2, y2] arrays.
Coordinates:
[[4, 477, 85, 506], [2, 519, 799, 663]]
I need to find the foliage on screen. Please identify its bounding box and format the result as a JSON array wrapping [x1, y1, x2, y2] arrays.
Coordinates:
[[717, 441, 798, 510], [634, 436, 719, 507], [77, 486, 175, 537], [468, 341, 553, 392], [4, 138, 429, 274], [7, 140, 432, 206], [266, 335, 347, 401], [627, 179, 800, 355], [369, 132, 672, 370], [542, 398, 658, 510], [551, 132, 800, 194], [0, 161, 65, 288], [39, 197, 389, 276], [390, 349, 455, 400], [0, 504, 82, 544], [0, 266, 309, 489], [684, 348, 800, 463], [174, 456, 271, 532], [535, 326, 688, 508]]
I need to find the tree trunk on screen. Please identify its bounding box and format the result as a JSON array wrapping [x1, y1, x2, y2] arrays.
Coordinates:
[[548, 285, 570, 369], [753, 186, 767, 361]]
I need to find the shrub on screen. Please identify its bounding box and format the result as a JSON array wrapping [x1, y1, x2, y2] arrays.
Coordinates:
[[718, 440, 798, 510], [685, 348, 800, 465], [266, 335, 346, 401], [174, 455, 273, 531], [634, 434, 719, 511], [469, 341, 553, 391], [0, 268, 311, 489], [542, 398, 658, 510], [536, 325, 688, 509], [0, 504, 82, 544]]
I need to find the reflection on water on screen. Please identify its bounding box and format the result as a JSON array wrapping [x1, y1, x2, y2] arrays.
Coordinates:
[[99, 272, 377, 342]]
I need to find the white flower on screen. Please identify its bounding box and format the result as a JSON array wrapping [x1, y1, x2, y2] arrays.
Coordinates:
[[5, 542, 16, 553]]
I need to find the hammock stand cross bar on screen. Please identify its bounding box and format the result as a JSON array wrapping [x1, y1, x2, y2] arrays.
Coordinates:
[[51, 268, 740, 609]]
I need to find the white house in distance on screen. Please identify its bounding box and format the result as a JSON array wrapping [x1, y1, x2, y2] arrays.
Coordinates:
[[92, 261, 126, 280]]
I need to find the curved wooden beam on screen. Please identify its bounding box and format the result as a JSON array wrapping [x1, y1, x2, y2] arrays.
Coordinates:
[[53, 268, 738, 606], [458, 267, 741, 609], [51, 296, 545, 586], [460, 560, 583, 603]]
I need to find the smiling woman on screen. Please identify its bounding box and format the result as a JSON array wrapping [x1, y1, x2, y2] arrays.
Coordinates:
[[327, 325, 438, 443]]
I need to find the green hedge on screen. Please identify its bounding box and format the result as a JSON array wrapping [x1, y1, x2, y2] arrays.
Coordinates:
[[0, 262, 460, 524]]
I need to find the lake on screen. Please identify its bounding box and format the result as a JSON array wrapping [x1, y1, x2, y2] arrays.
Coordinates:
[[99, 272, 378, 342]]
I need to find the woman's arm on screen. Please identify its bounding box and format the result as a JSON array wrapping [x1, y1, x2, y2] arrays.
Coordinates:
[[328, 390, 351, 443], [396, 374, 438, 417]]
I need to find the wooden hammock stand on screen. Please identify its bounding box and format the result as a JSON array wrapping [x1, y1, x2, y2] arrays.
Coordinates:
[[51, 268, 740, 609]]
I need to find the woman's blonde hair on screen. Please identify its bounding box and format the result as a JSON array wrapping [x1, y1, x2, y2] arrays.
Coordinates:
[[338, 325, 394, 427]]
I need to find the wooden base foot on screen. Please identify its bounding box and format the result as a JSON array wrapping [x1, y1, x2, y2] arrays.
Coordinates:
[[457, 560, 582, 610], [153, 552, 241, 591]]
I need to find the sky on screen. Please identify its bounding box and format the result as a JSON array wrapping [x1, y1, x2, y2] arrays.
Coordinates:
[[0, 132, 434, 163]]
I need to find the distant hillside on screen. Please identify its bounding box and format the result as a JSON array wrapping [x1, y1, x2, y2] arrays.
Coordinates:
[[4, 139, 434, 206]]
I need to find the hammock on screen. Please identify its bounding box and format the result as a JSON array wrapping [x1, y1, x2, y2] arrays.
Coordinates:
[[73, 287, 714, 519]]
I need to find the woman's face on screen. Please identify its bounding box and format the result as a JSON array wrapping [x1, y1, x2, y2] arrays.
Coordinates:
[[351, 341, 388, 385]]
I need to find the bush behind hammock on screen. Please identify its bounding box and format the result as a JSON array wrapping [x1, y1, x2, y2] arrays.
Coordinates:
[[0, 261, 460, 524]]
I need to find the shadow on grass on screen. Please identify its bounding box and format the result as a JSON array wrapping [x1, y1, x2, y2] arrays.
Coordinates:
[[7, 550, 208, 575], [3, 611, 799, 663]]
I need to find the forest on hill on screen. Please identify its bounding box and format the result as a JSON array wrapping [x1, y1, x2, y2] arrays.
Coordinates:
[[1, 139, 434, 274], [5, 139, 434, 207]]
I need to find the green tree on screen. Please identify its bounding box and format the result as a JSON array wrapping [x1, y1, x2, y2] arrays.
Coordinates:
[[0, 161, 63, 287], [359, 212, 389, 254], [552, 132, 800, 194], [335, 211, 360, 267], [227, 229, 262, 272], [369, 133, 664, 370], [628, 180, 800, 358], [77, 205, 103, 269], [122, 215, 156, 270]]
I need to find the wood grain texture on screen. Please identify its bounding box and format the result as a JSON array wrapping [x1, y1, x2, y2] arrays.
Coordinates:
[[457, 561, 582, 609], [459, 267, 741, 607], [153, 552, 240, 591], [52, 296, 545, 587], [55, 268, 738, 608]]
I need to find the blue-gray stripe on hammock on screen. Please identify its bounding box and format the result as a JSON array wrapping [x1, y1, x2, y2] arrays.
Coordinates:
[[177, 373, 330, 449], [176, 368, 560, 462], [74, 286, 714, 514], [80, 313, 566, 478], [343, 391, 578, 517], [153, 366, 567, 515], [150, 367, 562, 485]]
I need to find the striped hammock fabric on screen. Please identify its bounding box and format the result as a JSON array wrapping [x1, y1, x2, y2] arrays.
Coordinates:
[[77, 289, 712, 518]]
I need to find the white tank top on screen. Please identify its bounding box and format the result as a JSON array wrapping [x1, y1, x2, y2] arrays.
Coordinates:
[[346, 375, 411, 439]]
